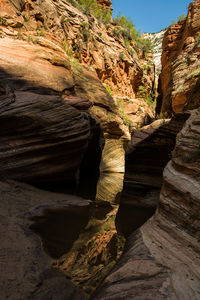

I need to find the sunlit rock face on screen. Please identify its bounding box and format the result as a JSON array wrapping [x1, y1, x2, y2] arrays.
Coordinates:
[[0, 0, 154, 99], [93, 108, 200, 300], [97, 0, 112, 10], [96, 138, 126, 204], [158, 0, 200, 115], [143, 30, 166, 77]]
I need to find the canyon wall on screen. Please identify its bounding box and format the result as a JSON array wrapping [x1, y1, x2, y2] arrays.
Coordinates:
[[117, 114, 188, 237], [158, 0, 200, 115], [93, 1, 200, 298], [93, 108, 200, 300], [0, 0, 156, 297], [0, 0, 154, 99], [2, 0, 200, 299]]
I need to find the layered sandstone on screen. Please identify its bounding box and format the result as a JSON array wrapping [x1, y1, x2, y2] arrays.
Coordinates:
[[158, 0, 200, 115], [0, 0, 154, 99], [0, 38, 96, 187], [0, 0, 158, 297], [117, 115, 189, 237], [93, 108, 200, 300], [0, 3, 156, 297]]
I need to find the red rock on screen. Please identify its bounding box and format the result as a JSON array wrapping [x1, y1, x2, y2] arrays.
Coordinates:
[[158, 0, 200, 115], [97, 0, 112, 10], [93, 109, 200, 300], [0, 38, 94, 187]]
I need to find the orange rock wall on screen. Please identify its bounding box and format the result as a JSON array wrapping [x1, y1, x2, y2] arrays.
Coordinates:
[[158, 0, 200, 115], [97, 0, 112, 10], [0, 0, 154, 100]]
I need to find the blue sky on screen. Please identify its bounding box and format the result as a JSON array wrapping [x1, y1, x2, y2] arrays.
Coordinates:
[[111, 0, 192, 33]]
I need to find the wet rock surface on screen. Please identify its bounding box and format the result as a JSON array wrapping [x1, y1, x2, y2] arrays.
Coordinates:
[[0, 0, 200, 299], [0, 180, 89, 300]]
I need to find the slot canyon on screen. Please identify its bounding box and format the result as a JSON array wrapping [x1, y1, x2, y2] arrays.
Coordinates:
[[0, 0, 200, 299]]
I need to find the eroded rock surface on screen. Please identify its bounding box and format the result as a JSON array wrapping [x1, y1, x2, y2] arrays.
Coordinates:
[[97, 0, 112, 10], [0, 0, 154, 99], [116, 114, 189, 237], [93, 109, 200, 299], [0, 180, 90, 300], [0, 38, 95, 187], [158, 0, 200, 115]]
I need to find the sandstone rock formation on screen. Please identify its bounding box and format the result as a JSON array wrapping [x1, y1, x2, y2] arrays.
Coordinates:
[[0, 0, 154, 99], [143, 30, 166, 77], [117, 114, 189, 237], [158, 0, 200, 115], [0, 38, 96, 187], [0, 179, 90, 300], [2, 0, 193, 299], [93, 108, 200, 300], [97, 0, 112, 10], [0, 2, 156, 297]]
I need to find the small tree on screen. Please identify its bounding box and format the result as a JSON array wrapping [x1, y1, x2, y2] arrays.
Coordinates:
[[178, 14, 186, 22]]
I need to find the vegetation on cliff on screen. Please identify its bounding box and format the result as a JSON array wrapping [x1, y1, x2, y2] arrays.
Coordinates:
[[112, 14, 154, 54], [66, 0, 153, 55], [67, 0, 112, 23]]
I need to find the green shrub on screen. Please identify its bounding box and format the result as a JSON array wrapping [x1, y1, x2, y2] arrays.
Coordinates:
[[80, 23, 91, 41], [186, 67, 200, 79], [137, 85, 146, 98], [115, 98, 134, 128], [178, 14, 186, 22], [195, 35, 200, 44], [105, 85, 113, 95], [36, 28, 45, 36], [67, 0, 112, 24], [63, 41, 73, 56], [69, 57, 83, 73], [137, 85, 155, 107], [119, 52, 124, 60], [0, 17, 7, 26], [113, 14, 153, 54], [171, 14, 186, 25]]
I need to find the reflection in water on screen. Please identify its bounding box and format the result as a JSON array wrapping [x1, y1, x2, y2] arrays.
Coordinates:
[[52, 138, 127, 294], [95, 171, 124, 206]]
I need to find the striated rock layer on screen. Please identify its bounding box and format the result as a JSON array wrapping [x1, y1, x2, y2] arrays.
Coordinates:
[[158, 0, 200, 115], [0, 0, 156, 296], [0, 38, 96, 187], [0, 0, 154, 99], [117, 115, 188, 237], [93, 109, 200, 299]]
